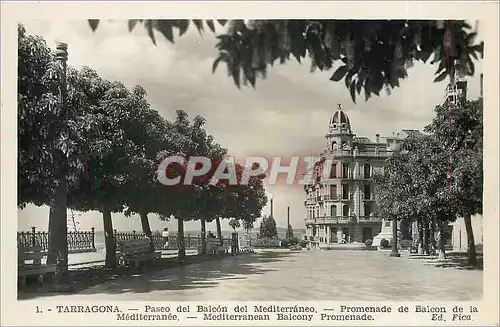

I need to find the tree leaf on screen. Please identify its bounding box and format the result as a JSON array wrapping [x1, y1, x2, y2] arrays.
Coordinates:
[[356, 77, 363, 94], [345, 71, 354, 88], [206, 20, 216, 33], [350, 81, 356, 103], [156, 20, 174, 43], [145, 20, 156, 45], [433, 70, 448, 82], [88, 20, 99, 32], [212, 55, 224, 74], [128, 19, 140, 32], [193, 20, 204, 34], [177, 20, 190, 36], [467, 57, 475, 76], [330, 65, 347, 81], [417, 50, 432, 63]]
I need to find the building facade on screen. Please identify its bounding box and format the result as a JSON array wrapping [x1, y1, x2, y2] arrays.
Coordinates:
[[303, 105, 417, 245]]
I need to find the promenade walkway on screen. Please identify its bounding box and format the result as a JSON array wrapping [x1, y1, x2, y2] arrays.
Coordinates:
[[22, 249, 482, 302]]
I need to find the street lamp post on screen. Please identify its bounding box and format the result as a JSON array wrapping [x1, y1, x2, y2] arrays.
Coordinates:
[[390, 216, 401, 257], [286, 203, 291, 240], [52, 42, 70, 282], [270, 196, 274, 218]]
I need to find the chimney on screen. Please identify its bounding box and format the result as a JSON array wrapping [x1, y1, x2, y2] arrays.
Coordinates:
[[375, 134, 380, 143]]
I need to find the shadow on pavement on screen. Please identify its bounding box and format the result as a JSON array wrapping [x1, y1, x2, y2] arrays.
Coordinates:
[[18, 252, 292, 299], [430, 252, 484, 270]]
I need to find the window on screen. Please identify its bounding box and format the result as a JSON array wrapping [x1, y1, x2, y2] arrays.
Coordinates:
[[364, 184, 371, 199], [364, 204, 371, 217], [332, 141, 338, 150], [343, 205, 349, 217], [330, 185, 337, 198], [364, 164, 371, 179], [342, 163, 349, 178], [342, 184, 349, 199], [331, 205, 337, 217], [330, 164, 337, 178]]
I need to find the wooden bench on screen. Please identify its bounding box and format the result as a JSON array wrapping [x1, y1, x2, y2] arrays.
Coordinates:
[[117, 239, 161, 268], [206, 238, 229, 255], [18, 245, 56, 288]]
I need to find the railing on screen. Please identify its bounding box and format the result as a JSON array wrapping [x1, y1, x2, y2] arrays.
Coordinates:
[[310, 216, 357, 224], [113, 230, 232, 252], [325, 149, 352, 157], [304, 218, 315, 225], [17, 227, 233, 255], [239, 236, 280, 249], [17, 227, 96, 254]]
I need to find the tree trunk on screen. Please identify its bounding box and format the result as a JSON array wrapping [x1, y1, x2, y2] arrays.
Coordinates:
[[390, 216, 400, 257], [46, 206, 57, 264], [418, 220, 424, 254], [102, 207, 117, 268], [216, 217, 223, 246], [200, 218, 207, 255], [422, 218, 430, 255], [463, 213, 477, 266], [139, 211, 153, 250], [177, 216, 186, 260], [437, 220, 446, 260], [51, 176, 69, 276], [139, 212, 152, 238], [429, 218, 437, 255]]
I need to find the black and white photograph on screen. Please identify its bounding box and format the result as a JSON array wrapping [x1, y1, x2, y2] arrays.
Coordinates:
[[2, 1, 499, 325]]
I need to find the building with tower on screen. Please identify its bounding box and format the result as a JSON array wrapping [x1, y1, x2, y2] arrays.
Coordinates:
[[303, 105, 421, 246]]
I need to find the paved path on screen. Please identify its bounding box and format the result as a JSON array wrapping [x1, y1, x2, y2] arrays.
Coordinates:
[[22, 249, 482, 301]]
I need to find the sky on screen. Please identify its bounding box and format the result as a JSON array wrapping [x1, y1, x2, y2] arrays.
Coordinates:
[[17, 20, 483, 233]]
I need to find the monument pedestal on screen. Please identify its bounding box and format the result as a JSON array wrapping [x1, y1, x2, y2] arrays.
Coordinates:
[[372, 219, 394, 247]]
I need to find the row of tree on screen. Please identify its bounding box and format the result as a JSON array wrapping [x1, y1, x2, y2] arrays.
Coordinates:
[[373, 99, 483, 266], [18, 25, 268, 271]]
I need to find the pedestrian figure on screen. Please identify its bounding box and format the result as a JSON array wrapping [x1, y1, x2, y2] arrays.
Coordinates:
[[162, 227, 169, 249], [341, 233, 346, 244]]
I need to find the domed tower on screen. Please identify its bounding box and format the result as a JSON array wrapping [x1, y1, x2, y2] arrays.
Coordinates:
[[325, 104, 354, 151]]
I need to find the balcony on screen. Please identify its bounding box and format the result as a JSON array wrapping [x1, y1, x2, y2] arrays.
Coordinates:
[[355, 151, 392, 158], [312, 216, 357, 224], [305, 215, 381, 225], [304, 195, 344, 205], [325, 149, 352, 157], [304, 218, 315, 225]]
